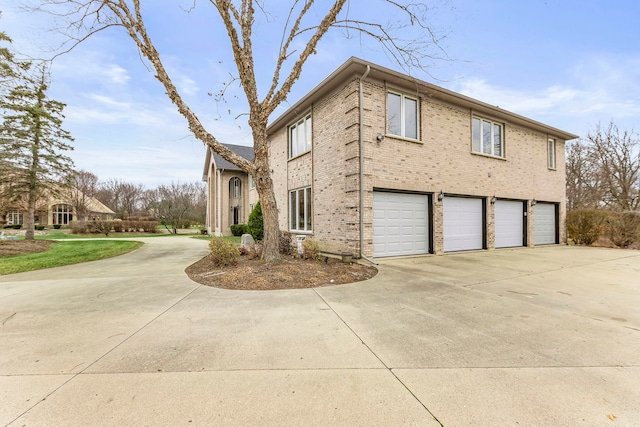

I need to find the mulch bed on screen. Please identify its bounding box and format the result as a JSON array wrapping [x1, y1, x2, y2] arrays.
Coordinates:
[[0, 240, 55, 258], [185, 254, 378, 290]]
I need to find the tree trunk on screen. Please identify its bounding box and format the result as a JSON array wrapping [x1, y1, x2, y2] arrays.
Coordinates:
[[252, 124, 281, 263], [25, 191, 36, 240]]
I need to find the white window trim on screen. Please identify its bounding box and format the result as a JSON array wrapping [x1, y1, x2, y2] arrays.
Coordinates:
[[548, 138, 556, 169], [289, 187, 312, 233], [472, 116, 505, 158], [387, 91, 420, 140], [288, 113, 312, 159]]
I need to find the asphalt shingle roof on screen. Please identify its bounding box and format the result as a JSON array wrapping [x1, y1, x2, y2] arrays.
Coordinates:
[[212, 143, 254, 171]]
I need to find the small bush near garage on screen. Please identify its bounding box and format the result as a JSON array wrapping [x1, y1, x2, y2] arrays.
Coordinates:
[[230, 224, 248, 236], [35, 225, 45, 231], [567, 209, 608, 245], [53, 224, 62, 229], [301, 237, 320, 259], [208, 237, 240, 267], [606, 211, 640, 248], [12, 224, 22, 229]]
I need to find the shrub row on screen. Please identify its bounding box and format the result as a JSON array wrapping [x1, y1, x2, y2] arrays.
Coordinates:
[[70, 220, 159, 235], [567, 209, 640, 248]]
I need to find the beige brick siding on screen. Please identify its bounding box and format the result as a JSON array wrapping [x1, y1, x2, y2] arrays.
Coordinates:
[[204, 153, 253, 236], [268, 75, 567, 257]]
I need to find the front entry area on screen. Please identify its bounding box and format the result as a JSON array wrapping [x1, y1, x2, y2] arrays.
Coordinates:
[[373, 192, 430, 257]]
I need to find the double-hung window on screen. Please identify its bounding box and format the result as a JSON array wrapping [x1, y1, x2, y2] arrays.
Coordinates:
[[548, 138, 556, 169], [289, 187, 312, 232], [472, 117, 504, 157], [289, 114, 312, 158], [387, 92, 419, 139]]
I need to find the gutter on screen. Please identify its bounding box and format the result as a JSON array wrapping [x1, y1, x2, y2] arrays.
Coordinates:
[[358, 66, 378, 266]]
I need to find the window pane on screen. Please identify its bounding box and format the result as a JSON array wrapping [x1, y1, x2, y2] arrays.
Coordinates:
[[290, 191, 296, 230], [305, 116, 312, 152], [305, 187, 312, 231], [404, 97, 417, 139], [298, 189, 305, 230], [548, 140, 555, 168], [290, 127, 297, 157], [482, 120, 492, 154], [493, 124, 502, 157], [472, 118, 481, 152], [387, 93, 401, 136]]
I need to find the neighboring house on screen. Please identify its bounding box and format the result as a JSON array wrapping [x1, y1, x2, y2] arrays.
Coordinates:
[[204, 57, 577, 257], [202, 143, 258, 236], [1, 187, 115, 227]]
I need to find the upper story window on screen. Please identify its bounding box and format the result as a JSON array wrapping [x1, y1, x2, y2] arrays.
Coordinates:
[[249, 175, 256, 189], [472, 116, 504, 158], [387, 92, 419, 140], [548, 138, 556, 169], [229, 177, 241, 198], [289, 114, 312, 158]]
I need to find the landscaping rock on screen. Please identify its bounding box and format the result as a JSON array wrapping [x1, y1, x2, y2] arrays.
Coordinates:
[[240, 233, 255, 249]]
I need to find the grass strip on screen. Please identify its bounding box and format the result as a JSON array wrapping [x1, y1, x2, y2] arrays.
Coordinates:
[[0, 240, 143, 275]]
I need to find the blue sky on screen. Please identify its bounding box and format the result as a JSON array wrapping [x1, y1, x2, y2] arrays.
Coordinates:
[[1, 1, 639, 187]]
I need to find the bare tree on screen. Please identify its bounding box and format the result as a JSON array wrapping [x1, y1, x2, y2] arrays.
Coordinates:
[[68, 169, 98, 220], [118, 182, 145, 219], [151, 182, 205, 234], [94, 178, 139, 218], [566, 141, 604, 211], [37, 1, 446, 261], [587, 122, 640, 211]]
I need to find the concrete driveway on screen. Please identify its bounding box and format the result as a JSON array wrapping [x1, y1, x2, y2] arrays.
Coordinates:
[[1, 238, 639, 426]]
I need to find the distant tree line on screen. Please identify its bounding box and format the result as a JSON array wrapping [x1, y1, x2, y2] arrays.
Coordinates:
[[75, 170, 206, 233], [566, 121, 640, 247]]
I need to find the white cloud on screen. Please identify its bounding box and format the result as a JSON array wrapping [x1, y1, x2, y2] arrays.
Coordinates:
[[449, 53, 640, 135]]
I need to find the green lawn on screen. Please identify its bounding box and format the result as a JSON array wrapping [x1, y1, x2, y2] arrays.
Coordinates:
[[0, 240, 144, 275]]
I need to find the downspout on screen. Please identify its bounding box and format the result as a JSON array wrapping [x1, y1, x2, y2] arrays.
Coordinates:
[[359, 65, 378, 265]]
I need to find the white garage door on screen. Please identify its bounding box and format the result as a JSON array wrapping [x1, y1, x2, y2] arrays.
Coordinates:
[[373, 192, 429, 257], [495, 200, 525, 248], [443, 197, 484, 252], [534, 203, 557, 245]]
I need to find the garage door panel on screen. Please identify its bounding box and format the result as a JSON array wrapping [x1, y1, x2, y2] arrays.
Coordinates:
[[535, 203, 557, 245], [444, 197, 484, 252], [495, 200, 525, 248], [373, 192, 429, 257]]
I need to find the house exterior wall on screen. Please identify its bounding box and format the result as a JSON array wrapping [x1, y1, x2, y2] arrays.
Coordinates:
[[206, 164, 251, 236], [267, 73, 568, 257]]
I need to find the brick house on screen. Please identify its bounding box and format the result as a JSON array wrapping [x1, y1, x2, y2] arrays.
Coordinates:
[[204, 57, 577, 257], [1, 187, 115, 227]]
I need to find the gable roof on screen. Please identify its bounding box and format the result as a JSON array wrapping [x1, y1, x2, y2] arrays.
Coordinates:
[[202, 143, 255, 179], [267, 57, 578, 141]]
